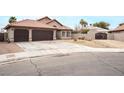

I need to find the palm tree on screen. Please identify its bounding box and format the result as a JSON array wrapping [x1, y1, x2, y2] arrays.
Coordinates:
[[80, 19, 88, 28], [9, 16, 17, 23]]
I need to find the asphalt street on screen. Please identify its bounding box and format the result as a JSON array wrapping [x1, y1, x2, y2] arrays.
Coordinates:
[[0, 52, 124, 76]]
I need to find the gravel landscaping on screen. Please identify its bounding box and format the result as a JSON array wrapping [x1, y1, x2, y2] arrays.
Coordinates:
[[0, 42, 24, 55], [64, 40, 124, 48]]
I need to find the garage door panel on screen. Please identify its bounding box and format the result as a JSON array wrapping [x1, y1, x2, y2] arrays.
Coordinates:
[[14, 29, 29, 42], [32, 30, 53, 41], [95, 33, 107, 39]]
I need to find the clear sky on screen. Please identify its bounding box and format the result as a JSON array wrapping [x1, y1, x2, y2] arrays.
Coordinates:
[[1, 16, 124, 30]]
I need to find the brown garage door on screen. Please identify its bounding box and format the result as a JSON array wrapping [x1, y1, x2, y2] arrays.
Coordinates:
[[14, 29, 29, 42], [95, 33, 107, 40], [32, 30, 53, 41]]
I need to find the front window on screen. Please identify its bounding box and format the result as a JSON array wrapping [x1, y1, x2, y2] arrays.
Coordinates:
[[67, 32, 71, 37], [62, 32, 65, 37]]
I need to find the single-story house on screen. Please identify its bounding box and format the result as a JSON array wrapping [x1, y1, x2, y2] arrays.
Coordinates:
[[108, 23, 124, 41], [72, 25, 109, 40], [4, 16, 72, 42], [85, 26, 109, 40]]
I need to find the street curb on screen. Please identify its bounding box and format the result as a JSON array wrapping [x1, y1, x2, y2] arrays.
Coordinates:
[[0, 50, 69, 63], [0, 48, 124, 64]]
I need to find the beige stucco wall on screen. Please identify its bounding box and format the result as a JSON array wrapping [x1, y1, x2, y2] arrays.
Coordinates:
[[7, 28, 14, 42], [29, 29, 32, 41], [107, 31, 124, 41], [107, 33, 114, 40], [112, 31, 124, 41], [53, 30, 57, 40], [72, 30, 110, 40], [86, 30, 96, 40], [56, 31, 62, 39], [72, 33, 86, 39]]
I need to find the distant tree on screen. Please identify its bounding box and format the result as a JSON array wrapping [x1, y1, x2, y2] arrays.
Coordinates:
[[119, 23, 124, 26], [9, 16, 17, 23], [80, 19, 88, 28], [93, 21, 110, 30]]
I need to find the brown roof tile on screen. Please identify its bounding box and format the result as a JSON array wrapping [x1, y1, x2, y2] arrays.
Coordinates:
[[109, 24, 124, 32], [47, 19, 63, 26], [114, 25, 124, 31], [5, 19, 55, 29], [46, 19, 72, 30], [37, 16, 51, 20], [5, 16, 72, 31]]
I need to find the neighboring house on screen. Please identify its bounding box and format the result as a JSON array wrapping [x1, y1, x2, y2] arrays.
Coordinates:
[[72, 25, 109, 40], [109, 23, 124, 41], [85, 26, 109, 40], [4, 16, 72, 42]]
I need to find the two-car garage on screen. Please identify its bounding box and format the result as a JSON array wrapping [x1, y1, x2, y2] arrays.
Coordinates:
[[14, 29, 53, 42]]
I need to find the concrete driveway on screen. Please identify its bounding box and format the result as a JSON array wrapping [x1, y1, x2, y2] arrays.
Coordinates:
[[17, 41, 91, 52], [1, 41, 124, 63], [16, 41, 124, 54]]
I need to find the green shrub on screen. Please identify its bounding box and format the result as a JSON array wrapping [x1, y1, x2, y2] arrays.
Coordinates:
[[81, 29, 89, 34]]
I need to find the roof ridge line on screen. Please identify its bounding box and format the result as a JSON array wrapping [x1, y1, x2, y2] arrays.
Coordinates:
[[46, 19, 63, 26], [37, 16, 52, 21]]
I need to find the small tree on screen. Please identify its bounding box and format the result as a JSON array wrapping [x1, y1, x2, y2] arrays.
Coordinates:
[[119, 23, 124, 26], [9, 16, 17, 23], [93, 21, 110, 30]]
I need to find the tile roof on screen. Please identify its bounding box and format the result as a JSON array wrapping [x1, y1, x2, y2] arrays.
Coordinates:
[[5, 19, 55, 29], [47, 19, 63, 26], [37, 16, 51, 21], [109, 24, 124, 32], [46, 19, 72, 30], [5, 16, 72, 31]]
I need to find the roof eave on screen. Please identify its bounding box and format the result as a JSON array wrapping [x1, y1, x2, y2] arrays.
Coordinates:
[[37, 16, 51, 21], [58, 28, 73, 31], [5, 25, 73, 31], [109, 29, 124, 32], [4, 24, 11, 29], [5, 25, 57, 30]]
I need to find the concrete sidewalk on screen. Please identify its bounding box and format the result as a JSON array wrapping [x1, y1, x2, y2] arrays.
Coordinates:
[[0, 48, 124, 63]]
